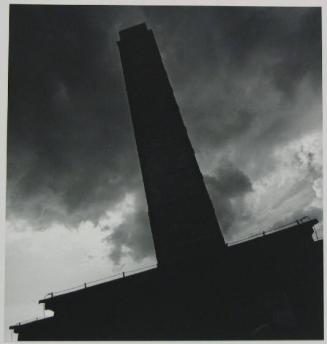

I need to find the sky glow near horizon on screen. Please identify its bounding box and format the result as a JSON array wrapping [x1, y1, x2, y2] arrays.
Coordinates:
[[5, 5, 322, 340]]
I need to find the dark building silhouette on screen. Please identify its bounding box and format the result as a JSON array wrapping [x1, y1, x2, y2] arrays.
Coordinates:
[[10, 23, 323, 340]]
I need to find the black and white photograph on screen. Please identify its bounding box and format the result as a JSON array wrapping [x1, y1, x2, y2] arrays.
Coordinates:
[[3, 1, 324, 341]]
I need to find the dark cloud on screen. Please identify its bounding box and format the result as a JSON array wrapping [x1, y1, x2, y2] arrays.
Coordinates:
[[206, 161, 253, 197], [7, 5, 147, 228], [7, 6, 322, 260], [204, 162, 253, 234], [144, 7, 322, 167]]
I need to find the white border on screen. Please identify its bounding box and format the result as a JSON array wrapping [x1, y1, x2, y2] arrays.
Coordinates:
[[0, 1, 325, 344]]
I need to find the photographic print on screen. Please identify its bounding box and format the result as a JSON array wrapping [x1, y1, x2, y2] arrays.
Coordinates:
[[5, 3, 323, 341]]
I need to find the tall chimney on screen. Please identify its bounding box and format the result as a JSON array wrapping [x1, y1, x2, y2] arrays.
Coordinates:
[[117, 23, 225, 266]]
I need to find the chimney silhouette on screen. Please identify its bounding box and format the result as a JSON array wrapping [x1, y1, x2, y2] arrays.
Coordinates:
[[118, 23, 225, 265]]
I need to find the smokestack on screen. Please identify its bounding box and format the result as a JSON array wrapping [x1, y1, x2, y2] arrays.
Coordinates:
[[118, 23, 225, 266]]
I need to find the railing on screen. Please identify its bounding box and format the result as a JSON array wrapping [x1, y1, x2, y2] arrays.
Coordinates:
[[11, 314, 53, 327], [11, 264, 158, 328], [226, 216, 313, 247], [43, 263, 158, 299]]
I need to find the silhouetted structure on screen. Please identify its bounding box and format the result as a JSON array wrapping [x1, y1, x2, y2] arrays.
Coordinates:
[[118, 23, 225, 266], [10, 23, 323, 340]]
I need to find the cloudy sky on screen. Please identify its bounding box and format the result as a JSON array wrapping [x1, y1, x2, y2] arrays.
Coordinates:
[[5, 4, 322, 339]]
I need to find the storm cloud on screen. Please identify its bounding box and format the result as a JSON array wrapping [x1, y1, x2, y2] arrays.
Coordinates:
[[7, 5, 322, 262]]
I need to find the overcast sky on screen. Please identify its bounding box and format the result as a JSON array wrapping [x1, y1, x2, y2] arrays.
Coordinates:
[[5, 5, 322, 339]]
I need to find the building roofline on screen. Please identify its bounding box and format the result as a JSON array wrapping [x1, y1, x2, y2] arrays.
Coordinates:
[[38, 217, 318, 304], [38, 264, 158, 304], [227, 217, 318, 247]]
